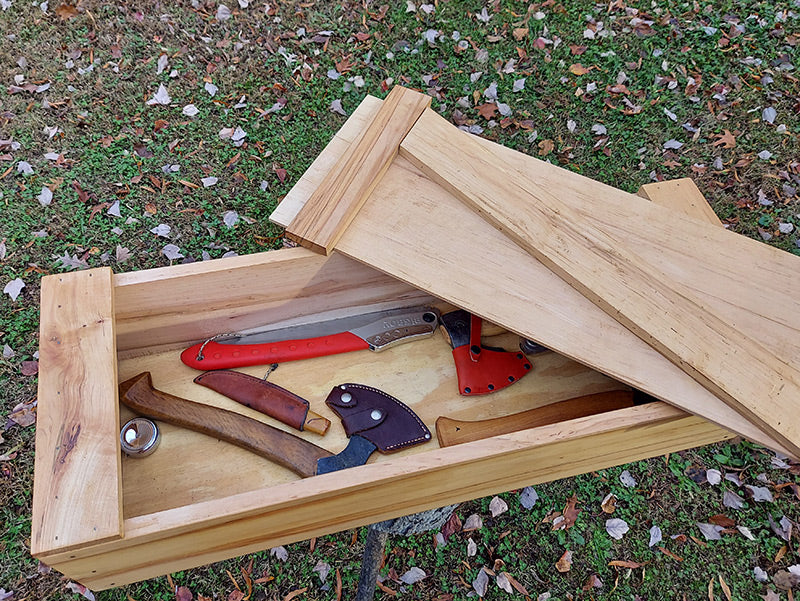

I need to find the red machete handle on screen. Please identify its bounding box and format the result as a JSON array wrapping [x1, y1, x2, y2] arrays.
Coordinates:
[[181, 331, 370, 370]]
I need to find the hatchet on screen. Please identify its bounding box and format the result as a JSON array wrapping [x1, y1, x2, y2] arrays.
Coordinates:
[[119, 373, 431, 478]]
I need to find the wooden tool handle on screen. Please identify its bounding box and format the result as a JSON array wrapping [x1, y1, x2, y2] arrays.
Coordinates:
[[119, 372, 333, 478], [435, 390, 635, 447]]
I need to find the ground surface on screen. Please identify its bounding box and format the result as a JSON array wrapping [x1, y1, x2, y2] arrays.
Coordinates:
[[0, 0, 799, 599]]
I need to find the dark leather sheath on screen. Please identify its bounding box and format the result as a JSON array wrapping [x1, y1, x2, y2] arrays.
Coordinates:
[[194, 370, 311, 431], [325, 383, 431, 452]]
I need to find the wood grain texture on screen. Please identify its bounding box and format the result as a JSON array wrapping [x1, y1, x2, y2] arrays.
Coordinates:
[[286, 86, 431, 254], [41, 403, 733, 590], [400, 108, 800, 455], [639, 178, 723, 226], [332, 155, 785, 453], [119, 373, 331, 477], [113, 248, 432, 354], [435, 390, 635, 446], [31, 268, 122, 555]]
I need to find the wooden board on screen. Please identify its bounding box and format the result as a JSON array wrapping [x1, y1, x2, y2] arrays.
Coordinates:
[[272, 95, 788, 455], [286, 86, 431, 255], [399, 108, 800, 455], [638, 178, 723, 226], [31, 268, 122, 555], [41, 403, 732, 590]]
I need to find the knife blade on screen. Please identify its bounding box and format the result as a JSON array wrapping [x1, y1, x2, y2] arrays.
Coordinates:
[[180, 306, 440, 371]]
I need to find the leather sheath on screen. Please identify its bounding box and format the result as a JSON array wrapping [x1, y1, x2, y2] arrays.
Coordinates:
[[325, 383, 431, 452], [194, 370, 313, 431]]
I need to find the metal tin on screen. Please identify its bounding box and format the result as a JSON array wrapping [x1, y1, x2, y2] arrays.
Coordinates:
[[120, 417, 160, 457]]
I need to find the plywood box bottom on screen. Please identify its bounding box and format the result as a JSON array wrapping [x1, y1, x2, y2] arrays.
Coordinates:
[[31, 240, 734, 590]]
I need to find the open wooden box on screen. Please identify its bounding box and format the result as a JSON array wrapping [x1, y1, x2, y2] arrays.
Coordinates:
[[33, 88, 758, 589], [32, 213, 733, 590]]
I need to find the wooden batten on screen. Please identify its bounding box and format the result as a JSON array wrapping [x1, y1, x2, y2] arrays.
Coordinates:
[[32, 268, 123, 555], [399, 108, 800, 455], [286, 86, 431, 255], [273, 92, 788, 455], [638, 178, 723, 226]]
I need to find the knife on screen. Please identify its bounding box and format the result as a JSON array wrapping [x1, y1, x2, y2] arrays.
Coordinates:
[[180, 306, 440, 371], [194, 370, 332, 435]]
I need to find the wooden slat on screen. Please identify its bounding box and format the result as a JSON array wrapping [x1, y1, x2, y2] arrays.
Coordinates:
[[39, 403, 733, 589], [276, 97, 783, 453], [639, 178, 723, 226], [113, 248, 430, 354], [399, 108, 800, 456], [31, 268, 122, 555], [286, 86, 431, 255]]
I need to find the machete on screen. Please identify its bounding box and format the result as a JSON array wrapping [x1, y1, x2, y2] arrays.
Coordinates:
[[181, 306, 440, 371], [119, 372, 431, 478]]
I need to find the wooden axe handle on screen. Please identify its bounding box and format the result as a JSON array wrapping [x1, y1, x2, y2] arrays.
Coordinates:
[[119, 372, 332, 478], [435, 390, 635, 447]]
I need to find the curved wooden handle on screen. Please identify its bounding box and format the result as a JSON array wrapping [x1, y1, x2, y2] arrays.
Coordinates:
[[119, 372, 333, 478], [435, 390, 635, 447]]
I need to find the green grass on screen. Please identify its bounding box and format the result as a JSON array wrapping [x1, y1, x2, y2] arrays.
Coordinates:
[[1, 0, 799, 599]]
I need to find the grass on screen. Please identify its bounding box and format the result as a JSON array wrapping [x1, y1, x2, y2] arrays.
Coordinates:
[[1, 0, 799, 599]]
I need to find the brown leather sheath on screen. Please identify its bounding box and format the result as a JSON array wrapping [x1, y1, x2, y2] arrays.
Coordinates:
[[194, 370, 331, 435]]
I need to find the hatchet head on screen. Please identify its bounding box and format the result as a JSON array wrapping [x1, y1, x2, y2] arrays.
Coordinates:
[[317, 383, 432, 475]]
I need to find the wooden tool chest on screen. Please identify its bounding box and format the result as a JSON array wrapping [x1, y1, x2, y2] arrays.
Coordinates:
[[33, 88, 767, 589]]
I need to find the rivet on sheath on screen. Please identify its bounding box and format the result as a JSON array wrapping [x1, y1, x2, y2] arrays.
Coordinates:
[[341, 392, 352, 403], [371, 410, 383, 421]]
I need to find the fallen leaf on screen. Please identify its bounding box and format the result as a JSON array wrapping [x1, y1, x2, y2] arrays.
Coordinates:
[[472, 568, 489, 597], [711, 129, 736, 148], [330, 99, 347, 116], [489, 496, 508, 517], [467, 537, 477, 557], [658, 546, 684, 561], [649, 525, 662, 547], [182, 104, 199, 117], [20, 361, 38, 376], [496, 572, 513, 593], [555, 550, 572, 573], [162, 244, 184, 261], [3, 278, 25, 301], [400, 567, 426, 585], [609, 559, 648, 569], [719, 575, 732, 601], [520, 486, 538, 509], [583, 574, 603, 590], [66, 582, 95, 601], [601, 493, 617, 513], [201, 176, 218, 188], [774, 570, 800, 590], [723, 489, 745, 509], [270, 546, 288, 562], [441, 512, 462, 540], [569, 63, 590, 75], [463, 514, 483, 531], [697, 523, 724, 541], [176, 586, 193, 601], [606, 518, 629, 539], [55, 2, 79, 20], [709, 514, 736, 528], [146, 84, 172, 106], [745, 485, 773, 502], [9, 399, 37, 426], [706, 469, 722, 485], [503, 573, 529, 596], [538, 139, 554, 156], [477, 102, 498, 120]]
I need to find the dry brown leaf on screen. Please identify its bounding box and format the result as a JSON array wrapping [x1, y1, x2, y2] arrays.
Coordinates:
[[335, 568, 342, 601], [608, 559, 648, 569], [708, 576, 715, 601], [538, 139, 555, 156], [283, 588, 307, 601], [712, 129, 736, 148], [175, 586, 193, 601], [477, 102, 498, 120], [569, 63, 590, 75], [56, 2, 79, 20], [503, 573, 529, 596], [583, 574, 603, 590], [376, 581, 397, 597], [709, 514, 736, 528], [719, 575, 732, 601], [512, 28, 528, 40], [562, 494, 581, 529], [658, 546, 684, 562], [601, 493, 617, 514], [555, 549, 573, 573], [775, 544, 788, 563]]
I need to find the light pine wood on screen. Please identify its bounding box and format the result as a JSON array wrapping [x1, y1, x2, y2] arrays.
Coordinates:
[[639, 178, 723, 226], [31, 268, 123, 555], [330, 155, 785, 453], [270, 96, 383, 227], [38, 404, 733, 590], [112, 248, 431, 354], [399, 108, 800, 456], [286, 86, 431, 254]]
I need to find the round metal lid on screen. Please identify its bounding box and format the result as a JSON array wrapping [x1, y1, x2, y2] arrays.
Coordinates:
[[120, 417, 160, 458]]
